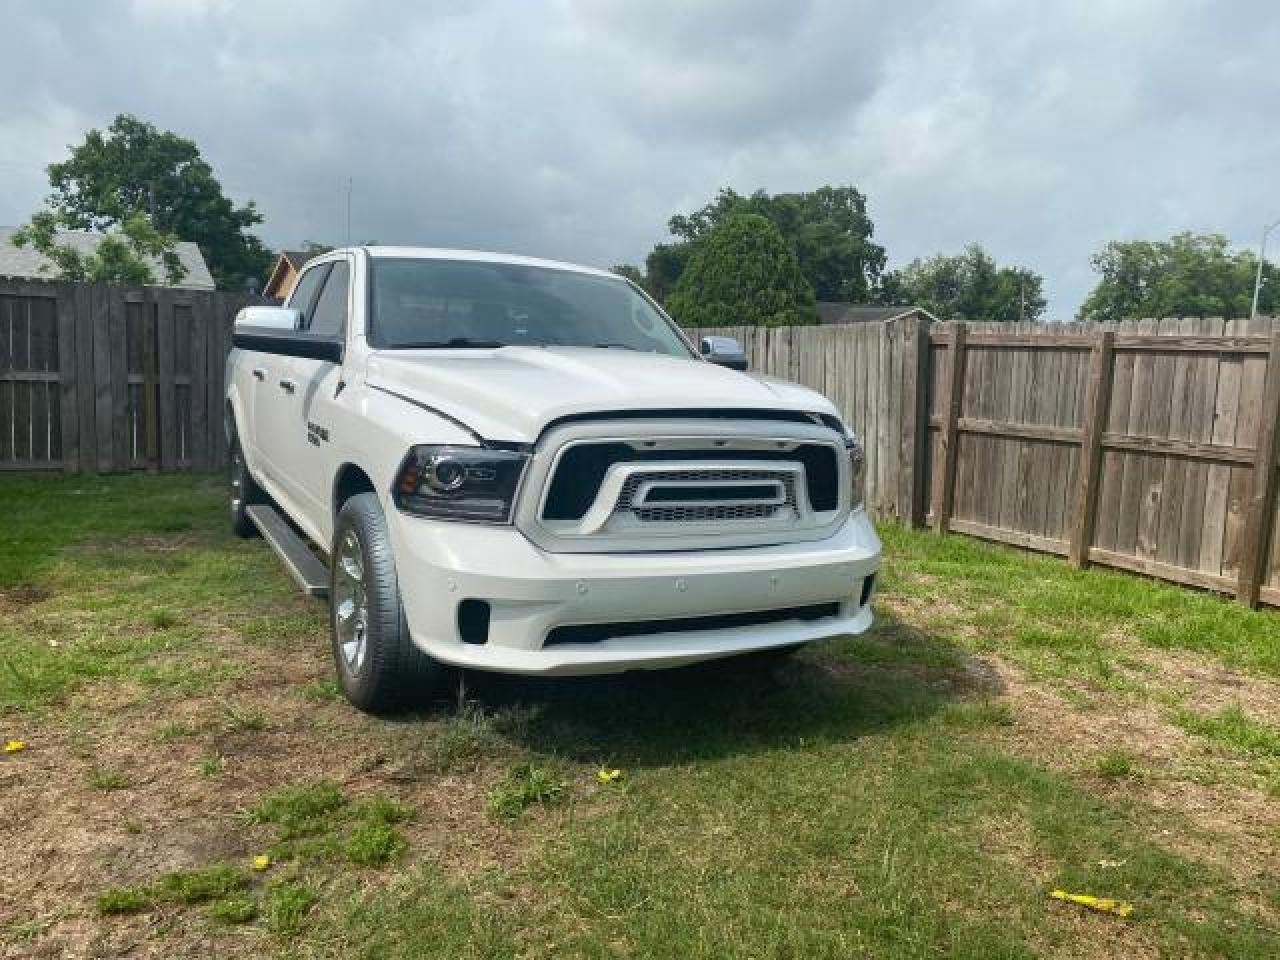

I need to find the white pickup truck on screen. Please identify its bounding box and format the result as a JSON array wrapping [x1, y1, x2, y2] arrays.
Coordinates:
[[226, 247, 881, 711]]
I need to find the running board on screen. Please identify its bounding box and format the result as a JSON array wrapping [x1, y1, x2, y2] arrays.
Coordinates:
[[246, 505, 329, 597]]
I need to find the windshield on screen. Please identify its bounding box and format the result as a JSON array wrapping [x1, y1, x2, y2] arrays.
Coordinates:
[[368, 257, 695, 357]]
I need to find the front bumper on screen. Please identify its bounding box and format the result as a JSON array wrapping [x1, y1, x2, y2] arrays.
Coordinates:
[[388, 503, 881, 675]]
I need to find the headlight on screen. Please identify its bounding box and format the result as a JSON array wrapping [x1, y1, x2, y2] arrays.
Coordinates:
[[393, 446, 529, 522], [845, 435, 866, 511]]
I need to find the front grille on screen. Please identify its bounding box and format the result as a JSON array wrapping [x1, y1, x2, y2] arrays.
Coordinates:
[[544, 602, 841, 646], [542, 442, 839, 522], [617, 468, 797, 525]]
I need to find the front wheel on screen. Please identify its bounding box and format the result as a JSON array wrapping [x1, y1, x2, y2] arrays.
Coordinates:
[[331, 493, 445, 712]]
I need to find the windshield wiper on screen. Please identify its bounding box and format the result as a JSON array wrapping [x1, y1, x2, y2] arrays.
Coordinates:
[[394, 338, 507, 349], [592, 342, 638, 350]]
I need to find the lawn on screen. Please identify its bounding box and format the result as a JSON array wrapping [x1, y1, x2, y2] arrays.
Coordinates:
[[1, 473, 1279, 958]]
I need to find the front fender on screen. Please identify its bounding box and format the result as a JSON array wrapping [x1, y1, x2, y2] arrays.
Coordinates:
[[331, 384, 484, 503]]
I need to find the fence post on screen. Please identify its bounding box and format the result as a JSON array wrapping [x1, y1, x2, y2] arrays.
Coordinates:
[[1237, 331, 1280, 607], [930, 323, 966, 532], [55, 283, 80, 473], [142, 287, 160, 472], [898, 313, 931, 527], [1069, 331, 1116, 566]]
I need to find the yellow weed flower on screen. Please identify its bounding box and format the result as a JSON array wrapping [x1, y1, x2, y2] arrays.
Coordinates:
[[596, 768, 623, 784], [3, 739, 25, 754], [251, 854, 271, 872]]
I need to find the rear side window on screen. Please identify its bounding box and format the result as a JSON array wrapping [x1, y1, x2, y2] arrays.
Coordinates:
[[287, 264, 329, 323], [308, 261, 349, 337]]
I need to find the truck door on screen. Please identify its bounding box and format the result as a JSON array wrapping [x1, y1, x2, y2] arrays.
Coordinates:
[[255, 263, 328, 495], [284, 256, 351, 543]]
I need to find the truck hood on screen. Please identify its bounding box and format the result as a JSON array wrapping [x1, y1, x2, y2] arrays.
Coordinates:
[[364, 346, 838, 443]]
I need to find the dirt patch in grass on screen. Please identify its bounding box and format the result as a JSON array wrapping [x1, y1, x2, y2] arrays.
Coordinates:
[[1145, 645, 1280, 726], [0, 584, 50, 614], [0, 610, 526, 959], [970, 657, 1280, 897]]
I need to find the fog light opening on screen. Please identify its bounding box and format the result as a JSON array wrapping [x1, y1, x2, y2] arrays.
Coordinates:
[[457, 599, 491, 645], [859, 573, 877, 609]]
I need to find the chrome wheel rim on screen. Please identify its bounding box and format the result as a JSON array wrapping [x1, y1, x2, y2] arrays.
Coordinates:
[[334, 530, 369, 674]]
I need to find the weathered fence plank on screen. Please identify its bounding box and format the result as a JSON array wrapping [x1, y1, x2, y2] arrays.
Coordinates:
[[1237, 332, 1280, 607], [1069, 331, 1115, 566]]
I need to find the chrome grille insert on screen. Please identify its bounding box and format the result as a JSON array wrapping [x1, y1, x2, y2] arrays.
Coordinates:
[[516, 422, 851, 554], [618, 468, 797, 524]]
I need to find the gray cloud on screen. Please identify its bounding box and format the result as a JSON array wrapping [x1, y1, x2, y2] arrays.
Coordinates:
[[1, 0, 1276, 316]]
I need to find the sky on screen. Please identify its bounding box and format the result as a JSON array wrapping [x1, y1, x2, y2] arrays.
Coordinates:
[[1, 0, 1277, 318]]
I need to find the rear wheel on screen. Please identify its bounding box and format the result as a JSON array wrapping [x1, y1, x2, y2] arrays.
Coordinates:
[[229, 431, 263, 538], [331, 493, 445, 712]]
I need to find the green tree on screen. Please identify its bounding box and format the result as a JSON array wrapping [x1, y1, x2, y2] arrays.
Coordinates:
[[620, 185, 886, 304], [36, 114, 270, 289], [12, 209, 186, 286], [887, 244, 1047, 323], [1079, 232, 1278, 322], [665, 214, 816, 327], [610, 263, 647, 288]]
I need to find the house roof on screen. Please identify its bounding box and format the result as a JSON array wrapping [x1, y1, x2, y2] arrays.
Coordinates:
[[815, 302, 938, 325], [0, 227, 215, 289], [281, 250, 313, 271], [264, 250, 319, 298]]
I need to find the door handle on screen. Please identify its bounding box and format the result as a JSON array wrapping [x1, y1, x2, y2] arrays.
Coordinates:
[[252, 367, 266, 381], [279, 378, 297, 394]]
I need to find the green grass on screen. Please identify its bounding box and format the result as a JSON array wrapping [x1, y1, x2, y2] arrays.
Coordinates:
[[85, 767, 130, 791], [250, 779, 347, 839], [0, 473, 319, 714], [219, 700, 268, 732], [879, 524, 1280, 681], [6, 474, 1280, 958], [487, 763, 566, 820], [343, 821, 406, 866], [156, 864, 250, 904], [1096, 748, 1139, 779], [95, 887, 150, 915], [208, 893, 258, 925], [1174, 704, 1280, 757], [263, 879, 319, 936]]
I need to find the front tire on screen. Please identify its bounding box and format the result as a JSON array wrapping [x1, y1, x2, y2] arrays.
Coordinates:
[[330, 493, 444, 712], [229, 431, 264, 538]]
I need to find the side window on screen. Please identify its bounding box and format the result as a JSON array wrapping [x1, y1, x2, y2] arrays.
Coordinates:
[[308, 261, 349, 337], [286, 264, 329, 326]]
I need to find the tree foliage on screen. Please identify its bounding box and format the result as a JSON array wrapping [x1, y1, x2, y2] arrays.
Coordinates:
[[883, 244, 1046, 323], [665, 214, 816, 327], [1079, 232, 1278, 322], [12, 209, 186, 286], [37, 114, 270, 288], [620, 185, 885, 305]]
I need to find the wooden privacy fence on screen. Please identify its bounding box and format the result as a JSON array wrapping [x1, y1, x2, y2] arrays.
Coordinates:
[[5, 279, 1280, 608], [0, 279, 259, 473], [692, 317, 1280, 609]]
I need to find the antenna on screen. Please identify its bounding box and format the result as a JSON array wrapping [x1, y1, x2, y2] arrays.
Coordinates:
[[345, 177, 353, 247]]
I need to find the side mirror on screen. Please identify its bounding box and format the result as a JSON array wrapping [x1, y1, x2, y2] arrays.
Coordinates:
[[700, 335, 747, 372], [237, 305, 302, 332], [232, 306, 342, 363]]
